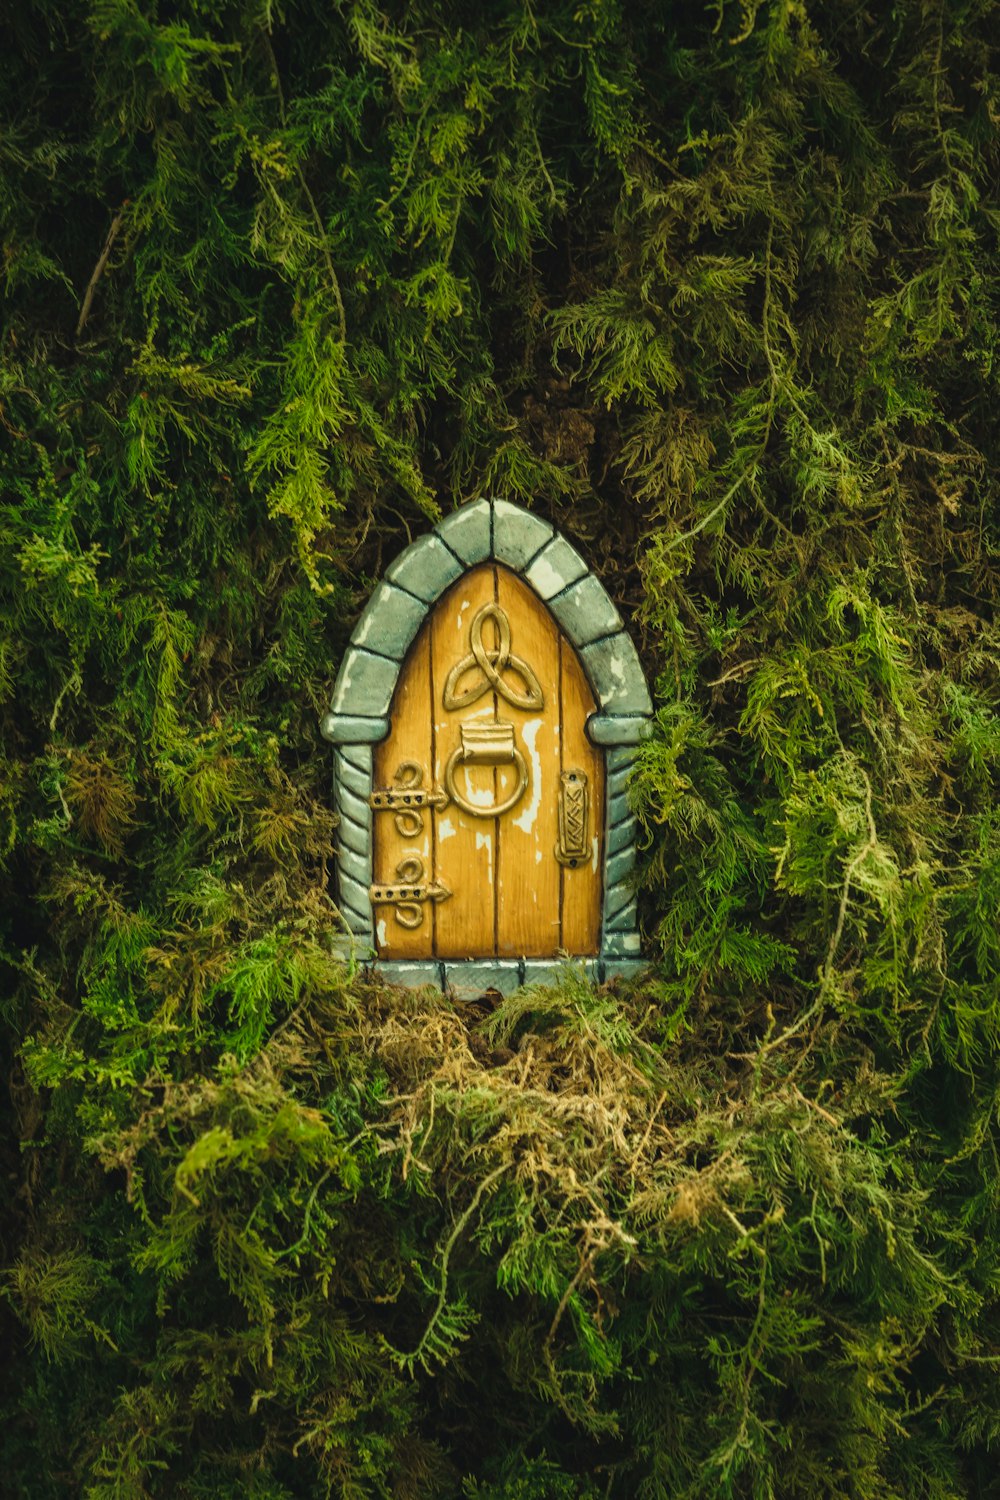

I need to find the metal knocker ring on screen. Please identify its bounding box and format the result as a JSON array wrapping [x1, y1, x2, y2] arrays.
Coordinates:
[[444, 734, 529, 819]]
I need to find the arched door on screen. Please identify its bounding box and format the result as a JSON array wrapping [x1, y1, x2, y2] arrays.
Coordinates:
[[370, 563, 603, 960]]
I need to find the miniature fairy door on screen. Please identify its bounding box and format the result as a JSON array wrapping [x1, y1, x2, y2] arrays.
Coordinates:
[[370, 563, 603, 959]]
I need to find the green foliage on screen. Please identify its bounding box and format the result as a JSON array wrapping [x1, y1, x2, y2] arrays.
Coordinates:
[[3, 0, 1000, 1495]]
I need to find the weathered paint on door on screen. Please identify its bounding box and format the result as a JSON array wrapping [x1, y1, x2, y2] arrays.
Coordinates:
[[371, 564, 603, 959]]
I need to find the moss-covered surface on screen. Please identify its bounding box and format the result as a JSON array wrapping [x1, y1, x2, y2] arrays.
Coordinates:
[[2, 2, 1000, 1495]]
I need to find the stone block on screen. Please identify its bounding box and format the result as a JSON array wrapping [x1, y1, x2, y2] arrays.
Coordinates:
[[386, 533, 463, 603], [580, 634, 653, 714], [602, 929, 643, 957], [338, 843, 371, 889], [338, 870, 370, 917], [608, 795, 632, 832], [605, 847, 636, 889], [607, 772, 634, 804], [435, 499, 492, 565], [586, 713, 653, 746], [606, 753, 637, 821], [376, 960, 444, 990], [331, 648, 399, 717], [443, 960, 523, 998], [337, 813, 367, 856], [340, 909, 373, 949], [344, 934, 376, 961], [602, 958, 649, 983], [606, 814, 638, 857], [339, 743, 374, 775], [547, 572, 623, 646], [604, 878, 637, 919], [520, 959, 601, 990], [606, 745, 639, 775], [604, 896, 638, 932], [492, 500, 554, 571], [524, 534, 589, 600], [321, 712, 390, 744], [342, 935, 374, 965], [335, 755, 370, 800], [351, 581, 426, 659], [337, 782, 372, 830]]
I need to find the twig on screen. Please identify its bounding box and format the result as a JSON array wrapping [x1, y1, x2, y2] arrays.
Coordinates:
[[76, 206, 126, 338]]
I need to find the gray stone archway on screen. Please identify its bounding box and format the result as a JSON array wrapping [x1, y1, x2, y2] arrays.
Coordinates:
[[321, 498, 653, 992]]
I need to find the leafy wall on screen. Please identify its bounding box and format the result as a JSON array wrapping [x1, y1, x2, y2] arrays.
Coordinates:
[[2, 1, 1000, 1495]]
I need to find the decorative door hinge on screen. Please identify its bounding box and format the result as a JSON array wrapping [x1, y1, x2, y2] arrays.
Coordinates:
[[370, 856, 451, 930], [369, 760, 448, 837], [555, 768, 590, 867]]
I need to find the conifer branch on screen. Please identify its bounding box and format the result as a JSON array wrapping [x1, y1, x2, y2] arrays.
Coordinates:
[[263, 32, 347, 344], [392, 1163, 508, 1373]]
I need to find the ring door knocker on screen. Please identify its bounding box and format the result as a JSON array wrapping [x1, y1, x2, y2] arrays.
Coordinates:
[[442, 602, 542, 821], [444, 720, 529, 819]]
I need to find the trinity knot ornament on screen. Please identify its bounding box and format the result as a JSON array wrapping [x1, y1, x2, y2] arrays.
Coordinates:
[[320, 499, 652, 994]]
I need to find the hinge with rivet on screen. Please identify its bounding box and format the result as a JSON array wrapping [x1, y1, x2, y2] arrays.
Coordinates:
[[370, 856, 452, 929]]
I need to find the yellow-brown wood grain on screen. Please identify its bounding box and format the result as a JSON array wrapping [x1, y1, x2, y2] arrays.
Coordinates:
[[372, 627, 433, 958], [432, 566, 498, 957], [495, 566, 562, 956], [559, 633, 603, 955]]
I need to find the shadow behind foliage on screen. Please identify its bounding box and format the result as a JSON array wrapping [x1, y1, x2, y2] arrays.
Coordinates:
[[2, 0, 1000, 1495]]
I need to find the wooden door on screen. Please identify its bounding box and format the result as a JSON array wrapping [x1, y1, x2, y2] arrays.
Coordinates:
[[370, 564, 603, 960]]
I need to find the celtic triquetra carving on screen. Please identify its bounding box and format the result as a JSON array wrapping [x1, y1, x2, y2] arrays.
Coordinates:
[[442, 603, 543, 712]]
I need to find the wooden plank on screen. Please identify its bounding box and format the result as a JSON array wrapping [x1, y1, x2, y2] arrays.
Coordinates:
[[432, 565, 498, 958], [372, 628, 433, 959], [495, 566, 562, 957], [559, 632, 603, 955]]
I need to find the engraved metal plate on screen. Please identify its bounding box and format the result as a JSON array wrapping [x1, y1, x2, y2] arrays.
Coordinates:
[[555, 768, 589, 867]]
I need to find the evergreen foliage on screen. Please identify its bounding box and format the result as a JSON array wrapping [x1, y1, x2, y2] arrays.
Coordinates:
[[2, 1, 1000, 1494]]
